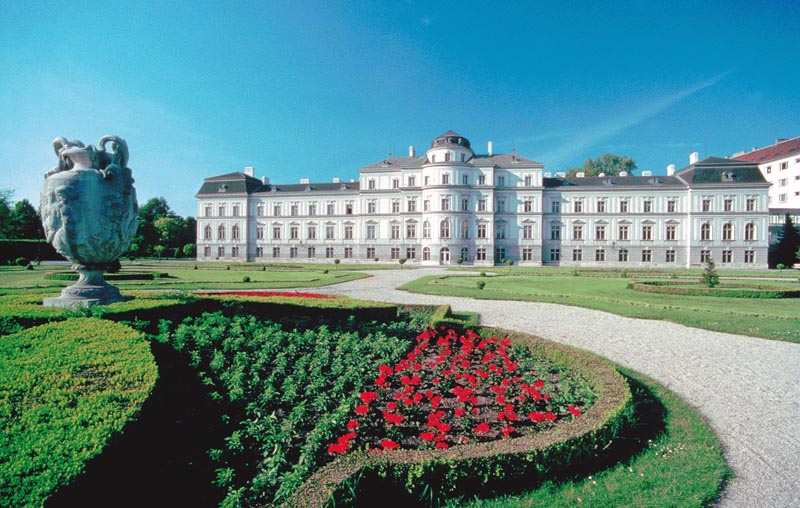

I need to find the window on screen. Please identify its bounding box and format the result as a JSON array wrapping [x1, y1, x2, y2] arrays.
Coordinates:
[[744, 223, 755, 241], [523, 224, 534, 239], [440, 248, 450, 263], [307, 247, 315, 259], [422, 247, 430, 261], [618, 249, 628, 262], [722, 250, 732, 263], [780, 161, 788, 170], [407, 199, 417, 212], [442, 173, 450, 185], [744, 250, 755, 263], [290, 246, 298, 258], [327, 203, 335, 215], [597, 200, 606, 213], [290, 226, 299, 240], [256, 226, 264, 240], [391, 247, 400, 259], [204, 246, 211, 257], [462, 174, 469, 185], [522, 247, 533, 261], [218, 246, 225, 257], [391, 224, 400, 239], [495, 223, 506, 239], [423, 221, 431, 238], [722, 223, 733, 241], [461, 198, 469, 211], [406, 223, 417, 238], [204, 225, 212, 240], [392, 200, 400, 213], [367, 247, 375, 259], [408, 176, 416, 187], [666, 225, 677, 241], [524, 199, 533, 212], [550, 224, 561, 240], [700, 223, 711, 241], [572, 249, 582, 261], [779, 178, 788, 187], [476, 247, 486, 261], [619, 200, 629, 213], [574, 200, 583, 213], [595, 225, 606, 241], [550, 248, 560, 262], [643, 200, 652, 213], [666, 249, 676, 263], [272, 247, 280, 258], [344, 225, 353, 239], [346, 203, 353, 215], [595, 249, 605, 262], [477, 175, 486, 185], [424, 176, 430, 186], [461, 220, 469, 239], [524, 175, 532, 186], [642, 250, 652, 262], [326, 225, 335, 240], [204, 205, 212, 217], [406, 247, 416, 259], [326, 247, 334, 258], [441, 196, 450, 211], [496, 199, 505, 213], [495, 247, 506, 261], [746, 198, 756, 212], [766, 165, 772, 173], [478, 198, 487, 211], [218, 205, 225, 217], [700, 250, 711, 263], [551, 200, 561, 213], [273, 204, 281, 216], [392, 178, 399, 189], [477, 223, 487, 239], [366, 225, 376, 239], [273, 226, 281, 240], [256, 204, 264, 216], [642, 224, 653, 241], [367, 201, 376, 214], [307, 226, 316, 240], [618, 225, 629, 241], [572, 224, 583, 240], [344, 247, 353, 258], [424, 199, 430, 211], [444, 152, 451, 162], [497, 176, 505, 187], [724, 199, 733, 211], [667, 200, 676, 213], [779, 193, 788, 203], [368, 179, 376, 190], [291, 204, 298, 216], [308, 204, 317, 216], [702, 199, 711, 212], [217, 225, 225, 240], [231, 225, 240, 240]]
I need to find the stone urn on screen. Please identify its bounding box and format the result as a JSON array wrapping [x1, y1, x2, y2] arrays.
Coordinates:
[[40, 136, 138, 308]]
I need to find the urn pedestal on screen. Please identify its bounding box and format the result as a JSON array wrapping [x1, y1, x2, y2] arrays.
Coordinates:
[[40, 136, 138, 308]]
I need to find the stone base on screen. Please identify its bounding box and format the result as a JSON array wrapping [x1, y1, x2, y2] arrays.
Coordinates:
[[41, 267, 133, 309]]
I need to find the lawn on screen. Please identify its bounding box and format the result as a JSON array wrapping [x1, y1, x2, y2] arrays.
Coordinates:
[[401, 273, 800, 343]]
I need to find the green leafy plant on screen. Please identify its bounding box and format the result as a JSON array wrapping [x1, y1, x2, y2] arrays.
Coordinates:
[[702, 257, 719, 288]]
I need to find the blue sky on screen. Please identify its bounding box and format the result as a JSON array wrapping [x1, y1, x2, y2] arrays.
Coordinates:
[[1, 0, 798, 218]]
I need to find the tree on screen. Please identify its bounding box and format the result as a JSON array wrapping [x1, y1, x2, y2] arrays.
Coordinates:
[[182, 243, 196, 257], [139, 197, 175, 222], [0, 190, 14, 239], [702, 256, 719, 288], [566, 154, 637, 177], [11, 199, 43, 239], [772, 214, 800, 268]]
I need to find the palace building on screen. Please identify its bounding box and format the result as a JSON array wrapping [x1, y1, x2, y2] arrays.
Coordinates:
[[196, 131, 770, 268]]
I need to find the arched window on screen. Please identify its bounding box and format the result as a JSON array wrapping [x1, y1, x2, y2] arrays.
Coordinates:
[[744, 223, 756, 241], [422, 247, 431, 261], [460, 247, 469, 261], [440, 219, 450, 239], [217, 225, 226, 240], [204, 225, 212, 240], [700, 222, 711, 241], [423, 221, 431, 238], [461, 220, 469, 239], [722, 223, 733, 241], [440, 247, 450, 263], [232, 224, 240, 240]]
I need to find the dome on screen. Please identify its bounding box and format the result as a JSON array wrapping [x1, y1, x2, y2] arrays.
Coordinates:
[[430, 130, 471, 149]]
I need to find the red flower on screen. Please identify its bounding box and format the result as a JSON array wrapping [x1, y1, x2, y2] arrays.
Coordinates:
[[355, 405, 369, 415], [455, 408, 466, 417], [327, 442, 348, 454], [346, 419, 359, 431], [386, 401, 398, 411], [500, 425, 515, 438], [474, 422, 491, 434], [568, 404, 581, 416], [420, 431, 435, 442], [383, 412, 405, 425], [529, 411, 546, 422], [380, 439, 400, 450], [435, 441, 449, 449], [360, 391, 379, 404], [533, 380, 545, 388]]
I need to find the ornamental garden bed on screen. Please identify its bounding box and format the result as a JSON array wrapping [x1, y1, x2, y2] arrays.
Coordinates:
[[628, 280, 800, 298]]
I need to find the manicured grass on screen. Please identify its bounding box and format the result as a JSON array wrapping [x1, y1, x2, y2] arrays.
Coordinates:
[[401, 274, 800, 343], [450, 367, 730, 508]]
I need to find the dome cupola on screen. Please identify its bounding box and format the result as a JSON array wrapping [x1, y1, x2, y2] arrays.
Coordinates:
[[426, 130, 474, 164]]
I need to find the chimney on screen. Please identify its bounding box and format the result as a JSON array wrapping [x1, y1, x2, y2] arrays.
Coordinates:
[[689, 152, 699, 164], [641, 170, 652, 177], [487, 140, 493, 156], [619, 171, 628, 177], [776, 138, 787, 145], [244, 166, 255, 177], [667, 164, 675, 176], [300, 178, 310, 184], [556, 171, 566, 178], [409, 145, 416, 157], [576, 171, 585, 178], [332, 177, 340, 183], [261, 176, 269, 185]]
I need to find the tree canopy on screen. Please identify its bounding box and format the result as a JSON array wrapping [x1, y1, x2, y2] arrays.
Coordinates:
[[0, 192, 44, 240], [126, 197, 195, 259], [771, 213, 800, 268], [566, 153, 637, 177]]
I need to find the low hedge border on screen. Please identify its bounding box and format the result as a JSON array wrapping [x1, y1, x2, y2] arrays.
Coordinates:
[[430, 304, 481, 332], [0, 318, 158, 508], [43, 271, 168, 281], [287, 328, 633, 508], [628, 280, 800, 298]]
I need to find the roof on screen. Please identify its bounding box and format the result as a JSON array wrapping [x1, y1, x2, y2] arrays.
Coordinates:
[[675, 156, 767, 185], [254, 182, 359, 194], [543, 175, 684, 189], [733, 136, 800, 164], [196, 172, 263, 195], [360, 152, 542, 170]]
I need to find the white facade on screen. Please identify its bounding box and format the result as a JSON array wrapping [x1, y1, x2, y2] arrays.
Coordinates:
[[196, 131, 770, 268], [733, 136, 800, 209]]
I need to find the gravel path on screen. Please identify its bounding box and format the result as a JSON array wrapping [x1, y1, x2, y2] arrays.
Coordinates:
[[304, 268, 800, 508]]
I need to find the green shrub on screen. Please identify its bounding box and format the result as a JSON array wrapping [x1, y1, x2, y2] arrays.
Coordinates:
[[0, 318, 157, 508], [479, 272, 486, 277], [476, 281, 486, 290], [242, 276, 251, 283], [25, 263, 33, 270], [15, 257, 28, 267], [776, 263, 786, 270]]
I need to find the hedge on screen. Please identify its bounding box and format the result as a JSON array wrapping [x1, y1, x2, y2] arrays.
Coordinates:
[[430, 304, 481, 331], [44, 272, 168, 281], [0, 239, 64, 264], [0, 318, 158, 508], [628, 280, 800, 298], [288, 328, 633, 507]]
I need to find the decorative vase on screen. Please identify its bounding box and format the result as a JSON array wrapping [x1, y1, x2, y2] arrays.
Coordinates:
[[40, 136, 138, 308]]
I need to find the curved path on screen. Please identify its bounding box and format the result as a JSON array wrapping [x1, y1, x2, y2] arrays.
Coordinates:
[[305, 268, 800, 508]]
